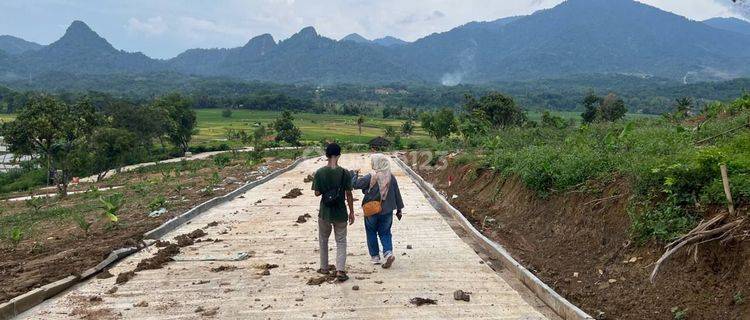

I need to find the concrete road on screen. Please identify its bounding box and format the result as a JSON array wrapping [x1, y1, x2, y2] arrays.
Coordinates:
[[20, 154, 549, 319]]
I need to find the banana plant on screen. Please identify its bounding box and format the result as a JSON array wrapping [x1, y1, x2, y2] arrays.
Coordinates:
[[99, 193, 124, 223]]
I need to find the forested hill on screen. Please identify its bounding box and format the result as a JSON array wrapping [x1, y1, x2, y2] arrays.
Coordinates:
[[2, 0, 750, 84], [3, 73, 750, 115], [703, 17, 750, 36]]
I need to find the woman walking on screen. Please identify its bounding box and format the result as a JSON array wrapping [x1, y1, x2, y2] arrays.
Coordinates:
[[352, 154, 404, 269]]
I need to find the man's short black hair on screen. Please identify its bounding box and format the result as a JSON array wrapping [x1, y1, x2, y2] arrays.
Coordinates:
[[325, 143, 342, 158]]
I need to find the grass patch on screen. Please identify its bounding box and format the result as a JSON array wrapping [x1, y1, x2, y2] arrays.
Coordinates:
[[0, 204, 79, 242]]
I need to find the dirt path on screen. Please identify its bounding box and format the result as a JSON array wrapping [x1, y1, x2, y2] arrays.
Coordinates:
[[19, 154, 548, 319], [79, 147, 300, 183]]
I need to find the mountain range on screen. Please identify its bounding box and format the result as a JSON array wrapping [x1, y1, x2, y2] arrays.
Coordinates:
[[703, 17, 750, 35], [2, 0, 750, 85]]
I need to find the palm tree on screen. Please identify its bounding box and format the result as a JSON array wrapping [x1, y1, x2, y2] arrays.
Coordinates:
[[356, 115, 365, 134], [675, 97, 693, 118]]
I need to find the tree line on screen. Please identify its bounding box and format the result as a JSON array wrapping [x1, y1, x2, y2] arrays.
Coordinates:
[[419, 91, 630, 142], [1, 93, 197, 195]]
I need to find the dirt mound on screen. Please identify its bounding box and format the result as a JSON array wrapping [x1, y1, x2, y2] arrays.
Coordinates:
[[306, 275, 334, 285], [407, 155, 750, 320], [113, 229, 208, 285], [410, 297, 437, 306], [256, 263, 279, 270], [296, 213, 312, 223], [282, 188, 303, 199], [210, 266, 238, 272], [135, 244, 179, 271], [115, 271, 135, 285], [175, 229, 207, 247]]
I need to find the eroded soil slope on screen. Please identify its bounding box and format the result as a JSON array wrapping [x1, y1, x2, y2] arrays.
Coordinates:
[[407, 156, 749, 320]]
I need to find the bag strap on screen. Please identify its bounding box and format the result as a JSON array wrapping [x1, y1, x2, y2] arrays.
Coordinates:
[[339, 168, 347, 190]]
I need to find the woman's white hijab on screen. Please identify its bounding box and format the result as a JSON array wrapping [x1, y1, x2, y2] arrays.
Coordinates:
[[370, 153, 392, 200]]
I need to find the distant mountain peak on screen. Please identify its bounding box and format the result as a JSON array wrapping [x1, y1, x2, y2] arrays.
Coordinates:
[[244, 33, 275, 47], [341, 33, 370, 43], [372, 36, 408, 47], [704, 17, 750, 35], [55, 20, 114, 51], [296, 26, 318, 38], [0, 35, 44, 55], [239, 33, 277, 57], [67, 20, 93, 33]]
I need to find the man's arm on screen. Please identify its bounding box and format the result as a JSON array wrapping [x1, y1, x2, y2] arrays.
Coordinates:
[[346, 190, 355, 225], [311, 171, 321, 196]]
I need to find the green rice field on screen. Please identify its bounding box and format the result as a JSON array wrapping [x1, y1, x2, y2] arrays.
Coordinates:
[[193, 109, 431, 145]]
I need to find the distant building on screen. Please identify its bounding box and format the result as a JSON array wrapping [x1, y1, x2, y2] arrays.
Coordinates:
[[368, 136, 391, 150], [374, 88, 394, 95]]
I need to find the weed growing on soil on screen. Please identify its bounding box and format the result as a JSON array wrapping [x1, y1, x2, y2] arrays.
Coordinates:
[[72, 213, 92, 236], [671, 307, 687, 320], [160, 167, 172, 182], [246, 150, 263, 165], [174, 184, 184, 197], [84, 186, 102, 199], [148, 195, 167, 211], [9, 226, 23, 248], [25, 197, 45, 214], [629, 200, 696, 244], [214, 154, 231, 169], [129, 182, 151, 197], [735, 292, 745, 305]]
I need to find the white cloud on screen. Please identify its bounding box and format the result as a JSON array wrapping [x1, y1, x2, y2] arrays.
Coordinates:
[[126, 16, 167, 36], [176, 16, 248, 40], [636, 0, 736, 20], [715, 0, 750, 19]]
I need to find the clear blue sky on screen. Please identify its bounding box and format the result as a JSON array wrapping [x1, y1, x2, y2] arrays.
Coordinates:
[[0, 0, 745, 59]]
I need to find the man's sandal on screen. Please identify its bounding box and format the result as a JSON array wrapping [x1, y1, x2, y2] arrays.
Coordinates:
[[336, 271, 349, 282]]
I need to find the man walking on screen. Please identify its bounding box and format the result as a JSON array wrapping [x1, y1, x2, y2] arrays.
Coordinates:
[[312, 143, 355, 281]]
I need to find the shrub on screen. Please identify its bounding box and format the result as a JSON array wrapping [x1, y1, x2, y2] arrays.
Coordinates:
[[25, 197, 46, 214], [0, 169, 46, 194], [148, 195, 167, 211], [630, 203, 696, 244], [213, 154, 231, 168], [9, 226, 23, 248], [246, 150, 264, 164], [72, 213, 92, 236]]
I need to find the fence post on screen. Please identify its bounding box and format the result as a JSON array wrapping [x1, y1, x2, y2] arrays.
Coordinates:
[[720, 164, 735, 216]]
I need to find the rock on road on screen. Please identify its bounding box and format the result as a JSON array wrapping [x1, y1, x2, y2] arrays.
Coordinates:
[[20, 154, 549, 319]]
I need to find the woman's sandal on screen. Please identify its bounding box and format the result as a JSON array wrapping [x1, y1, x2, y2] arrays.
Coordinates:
[[336, 271, 349, 282], [382, 255, 395, 269]]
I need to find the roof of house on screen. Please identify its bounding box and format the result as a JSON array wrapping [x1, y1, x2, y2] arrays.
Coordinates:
[[368, 136, 391, 146]]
